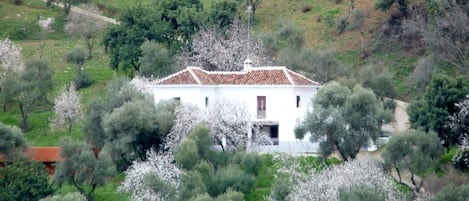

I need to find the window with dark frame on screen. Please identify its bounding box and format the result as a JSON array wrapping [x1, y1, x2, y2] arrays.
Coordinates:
[[257, 96, 266, 119], [296, 95, 301, 108]]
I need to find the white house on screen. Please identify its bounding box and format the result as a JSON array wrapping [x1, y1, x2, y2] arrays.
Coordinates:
[[151, 60, 321, 152]]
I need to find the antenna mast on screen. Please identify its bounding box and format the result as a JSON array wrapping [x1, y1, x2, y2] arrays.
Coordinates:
[[247, 4, 252, 58]]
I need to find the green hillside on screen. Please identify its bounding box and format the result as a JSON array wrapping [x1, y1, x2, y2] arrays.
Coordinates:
[[0, 0, 465, 143]]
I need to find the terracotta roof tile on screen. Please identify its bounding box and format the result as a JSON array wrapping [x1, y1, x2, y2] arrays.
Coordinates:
[[156, 67, 320, 86], [0, 147, 63, 162], [158, 70, 199, 85], [25, 147, 63, 162]]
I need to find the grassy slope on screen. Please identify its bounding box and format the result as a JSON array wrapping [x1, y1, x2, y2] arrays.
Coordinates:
[[254, 0, 416, 97], [1, 1, 127, 200], [0, 1, 118, 144]]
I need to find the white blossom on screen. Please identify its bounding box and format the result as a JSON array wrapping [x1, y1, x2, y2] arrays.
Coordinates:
[[119, 149, 181, 201], [51, 83, 82, 133], [0, 38, 24, 76], [129, 76, 158, 96], [37, 16, 55, 31], [177, 19, 271, 71], [165, 104, 202, 151], [286, 158, 405, 201]]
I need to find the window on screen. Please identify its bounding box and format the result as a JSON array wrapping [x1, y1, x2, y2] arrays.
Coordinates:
[[205, 97, 209, 107], [296, 95, 301, 108], [173, 97, 180, 104], [270, 125, 279, 145], [257, 96, 266, 119]]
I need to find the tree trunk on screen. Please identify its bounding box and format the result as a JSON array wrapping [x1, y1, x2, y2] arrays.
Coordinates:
[[84, 37, 94, 60], [395, 167, 402, 184], [19, 102, 29, 131], [68, 117, 73, 135]]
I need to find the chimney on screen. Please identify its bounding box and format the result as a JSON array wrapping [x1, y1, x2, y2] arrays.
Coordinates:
[[243, 58, 253, 71]]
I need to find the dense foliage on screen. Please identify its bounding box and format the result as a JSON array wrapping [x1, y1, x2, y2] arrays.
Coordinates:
[[407, 75, 469, 147], [0, 158, 53, 201], [83, 77, 177, 169], [0, 122, 27, 159], [296, 81, 392, 160], [382, 131, 444, 191], [55, 137, 116, 201]]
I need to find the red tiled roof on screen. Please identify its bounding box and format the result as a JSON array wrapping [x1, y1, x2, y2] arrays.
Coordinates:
[[25, 147, 63, 162], [0, 147, 63, 162], [156, 67, 320, 86]]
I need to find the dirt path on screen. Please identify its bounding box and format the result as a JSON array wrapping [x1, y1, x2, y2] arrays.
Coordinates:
[[39, 0, 119, 24], [392, 100, 410, 132]]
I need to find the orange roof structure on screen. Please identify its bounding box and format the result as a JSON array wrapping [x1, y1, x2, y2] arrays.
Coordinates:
[[157, 67, 320, 86], [24, 147, 63, 162]]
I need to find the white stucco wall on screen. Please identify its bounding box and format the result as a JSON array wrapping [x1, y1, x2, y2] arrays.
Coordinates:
[[152, 84, 320, 152]]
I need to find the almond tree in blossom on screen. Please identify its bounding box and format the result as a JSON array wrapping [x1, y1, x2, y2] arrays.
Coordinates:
[[51, 83, 82, 135], [0, 38, 24, 77], [119, 149, 181, 201], [0, 38, 25, 112], [177, 19, 271, 71], [283, 158, 406, 201], [37, 16, 54, 59]]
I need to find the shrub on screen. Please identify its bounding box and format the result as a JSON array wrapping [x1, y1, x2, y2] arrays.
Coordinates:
[[214, 189, 244, 201], [174, 139, 200, 170], [425, 166, 469, 195], [452, 147, 469, 171], [39, 192, 87, 201], [194, 160, 214, 188], [187, 124, 213, 160], [429, 184, 469, 201], [270, 176, 292, 201], [74, 73, 92, 89], [339, 185, 386, 201], [232, 152, 264, 176], [302, 5, 312, 13], [210, 165, 256, 196], [189, 193, 213, 201], [179, 171, 207, 200]]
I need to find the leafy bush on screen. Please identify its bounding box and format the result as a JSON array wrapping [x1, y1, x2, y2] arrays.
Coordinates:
[[452, 147, 469, 171], [179, 171, 207, 200], [187, 124, 213, 160], [0, 158, 53, 201], [174, 139, 200, 170], [269, 176, 292, 201], [210, 164, 256, 196], [39, 192, 87, 201], [194, 160, 214, 188], [429, 184, 469, 201], [339, 185, 386, 201], [232, 152, 264, 176], [214, 189, 244, 201], [425, 166, 469, 195], [188, 193, 213, 201], [302, 5, 312, 13], [74, 73, 92, 89]]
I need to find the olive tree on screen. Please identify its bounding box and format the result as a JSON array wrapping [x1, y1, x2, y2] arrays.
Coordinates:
[[382, 131, 444, 192], [0, 122, 27, 159], [54, 138, 116, 201], [295, 82, 392, 161], [15, 60, 54, 131], [83, 77, 177, 169]]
